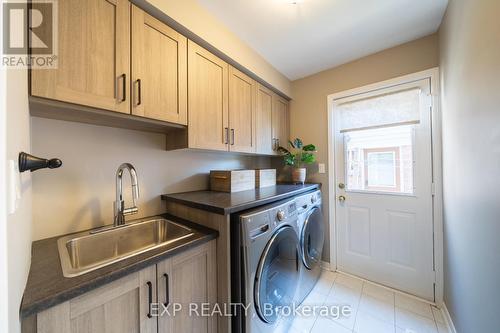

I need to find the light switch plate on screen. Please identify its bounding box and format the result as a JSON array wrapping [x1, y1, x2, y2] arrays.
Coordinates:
[[318, 163, 326, 174]]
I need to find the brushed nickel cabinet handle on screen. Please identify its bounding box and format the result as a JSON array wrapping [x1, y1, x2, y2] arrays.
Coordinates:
[[163, 273, 170, 307], [231, 129, 235, 145], [224, 127, 229, 144], [146, 281, 153, 318]]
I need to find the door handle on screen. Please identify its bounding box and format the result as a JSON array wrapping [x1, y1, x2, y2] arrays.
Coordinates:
[[338, 195, 346, 202], [295, 249, 299, 272]]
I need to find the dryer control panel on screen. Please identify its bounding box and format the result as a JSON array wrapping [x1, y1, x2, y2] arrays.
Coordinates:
[[296, 190, 322, 215]]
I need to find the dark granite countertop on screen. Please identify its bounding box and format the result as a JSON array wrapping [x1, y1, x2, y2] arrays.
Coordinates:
[[161, 183, 320, 215], [20, 214, 218, 319]]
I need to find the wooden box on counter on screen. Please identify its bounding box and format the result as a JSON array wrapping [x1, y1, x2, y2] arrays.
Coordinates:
[[255, 169, 276, 188], [210, 170, 255, 192]]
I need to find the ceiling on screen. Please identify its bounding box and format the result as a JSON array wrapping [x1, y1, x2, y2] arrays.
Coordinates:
[[197, 0, 448, 80]]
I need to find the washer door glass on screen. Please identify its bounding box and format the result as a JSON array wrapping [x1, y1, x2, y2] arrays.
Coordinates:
[[301, 207, 324, 270], [254, 225, 300, 324]]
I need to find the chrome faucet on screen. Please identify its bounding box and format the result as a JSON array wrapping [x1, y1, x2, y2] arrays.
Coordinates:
[[114, 163, 139, 226]]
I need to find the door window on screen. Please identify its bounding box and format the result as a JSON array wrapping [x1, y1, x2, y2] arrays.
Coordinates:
[[344, 125, 415, 194]]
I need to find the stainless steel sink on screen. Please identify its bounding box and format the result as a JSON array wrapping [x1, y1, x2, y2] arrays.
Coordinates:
[[58, 217, 195, 277]]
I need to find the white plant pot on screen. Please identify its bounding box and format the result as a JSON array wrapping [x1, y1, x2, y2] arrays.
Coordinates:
[[292, 168, 306, 184]]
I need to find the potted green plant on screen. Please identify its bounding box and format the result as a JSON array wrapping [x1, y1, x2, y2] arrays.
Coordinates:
[[278, 138, 317, 184]]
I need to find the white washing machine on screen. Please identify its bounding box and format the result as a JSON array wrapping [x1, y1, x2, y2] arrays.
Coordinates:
[[295, 190, 324, 304], [236, 198, 301, 333]]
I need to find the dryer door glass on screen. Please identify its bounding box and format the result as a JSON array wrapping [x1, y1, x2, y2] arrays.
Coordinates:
[[254, 225, 300, 323], [301, 207, 324, 270]]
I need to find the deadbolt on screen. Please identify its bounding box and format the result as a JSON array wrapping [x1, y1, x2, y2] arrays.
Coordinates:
[[338, 183, 345, 189]]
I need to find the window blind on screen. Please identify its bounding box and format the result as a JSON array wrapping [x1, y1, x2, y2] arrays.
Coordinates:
[[336, 88, 421, 133]]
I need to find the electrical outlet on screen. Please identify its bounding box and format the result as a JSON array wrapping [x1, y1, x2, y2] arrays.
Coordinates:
[[318, 163, 326, 174]]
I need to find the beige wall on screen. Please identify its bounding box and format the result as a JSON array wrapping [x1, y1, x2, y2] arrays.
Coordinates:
[[31, 117, 270, 239], [439, 0, 500, 331], [141, 0, 291, 97], [290, 34, 439, 262]]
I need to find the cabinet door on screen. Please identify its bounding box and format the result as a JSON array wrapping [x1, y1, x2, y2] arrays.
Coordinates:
[[157, 240, 217, 333], [228, 66, 256, 153], [255, 84, 274, 155], [272, 94, 290, 152], [131, 6, 187, 124], [188, 41, 229, 151], [37, 266, 157, 333], [31, 0, 130, 114]]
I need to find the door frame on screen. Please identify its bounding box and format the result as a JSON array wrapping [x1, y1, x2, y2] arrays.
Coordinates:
[[0, 20, 8, 328], [326, 68, 444, 304]]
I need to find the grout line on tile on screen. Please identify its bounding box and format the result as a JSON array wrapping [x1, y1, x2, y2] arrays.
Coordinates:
[[350, 280, 365, 333]]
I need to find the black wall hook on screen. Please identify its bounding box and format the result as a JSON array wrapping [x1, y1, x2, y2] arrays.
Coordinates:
[[19, 152, 62, 173]]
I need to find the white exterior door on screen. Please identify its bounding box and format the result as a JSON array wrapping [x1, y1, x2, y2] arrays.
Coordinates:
[[334, 78, 435, 300]]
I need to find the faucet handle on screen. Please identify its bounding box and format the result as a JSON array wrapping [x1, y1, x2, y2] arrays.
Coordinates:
[[122, 207, 139, 216]]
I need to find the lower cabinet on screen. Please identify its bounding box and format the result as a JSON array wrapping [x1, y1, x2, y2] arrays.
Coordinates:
[[157, 240, 217, 333], [37, 266, 158, 333], [36, 240, 216, 333]]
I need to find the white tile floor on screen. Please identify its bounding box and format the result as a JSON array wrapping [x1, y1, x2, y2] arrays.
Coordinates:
[[290, 270, 450, 333]]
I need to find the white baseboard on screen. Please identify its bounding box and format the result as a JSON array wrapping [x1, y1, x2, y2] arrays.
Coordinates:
[[441, 302, 457, 333]]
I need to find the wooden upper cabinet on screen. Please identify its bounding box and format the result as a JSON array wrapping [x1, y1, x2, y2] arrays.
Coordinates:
[[31, 0, 130, 114], [187, 41, 229, 151], [272, 94, 290, 153], [255, 84, 274, 155], [228, 67, 256, 153], [29, 0, 290, 155], [36, 265, 157, 333], [131, 6, 187, 124]]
